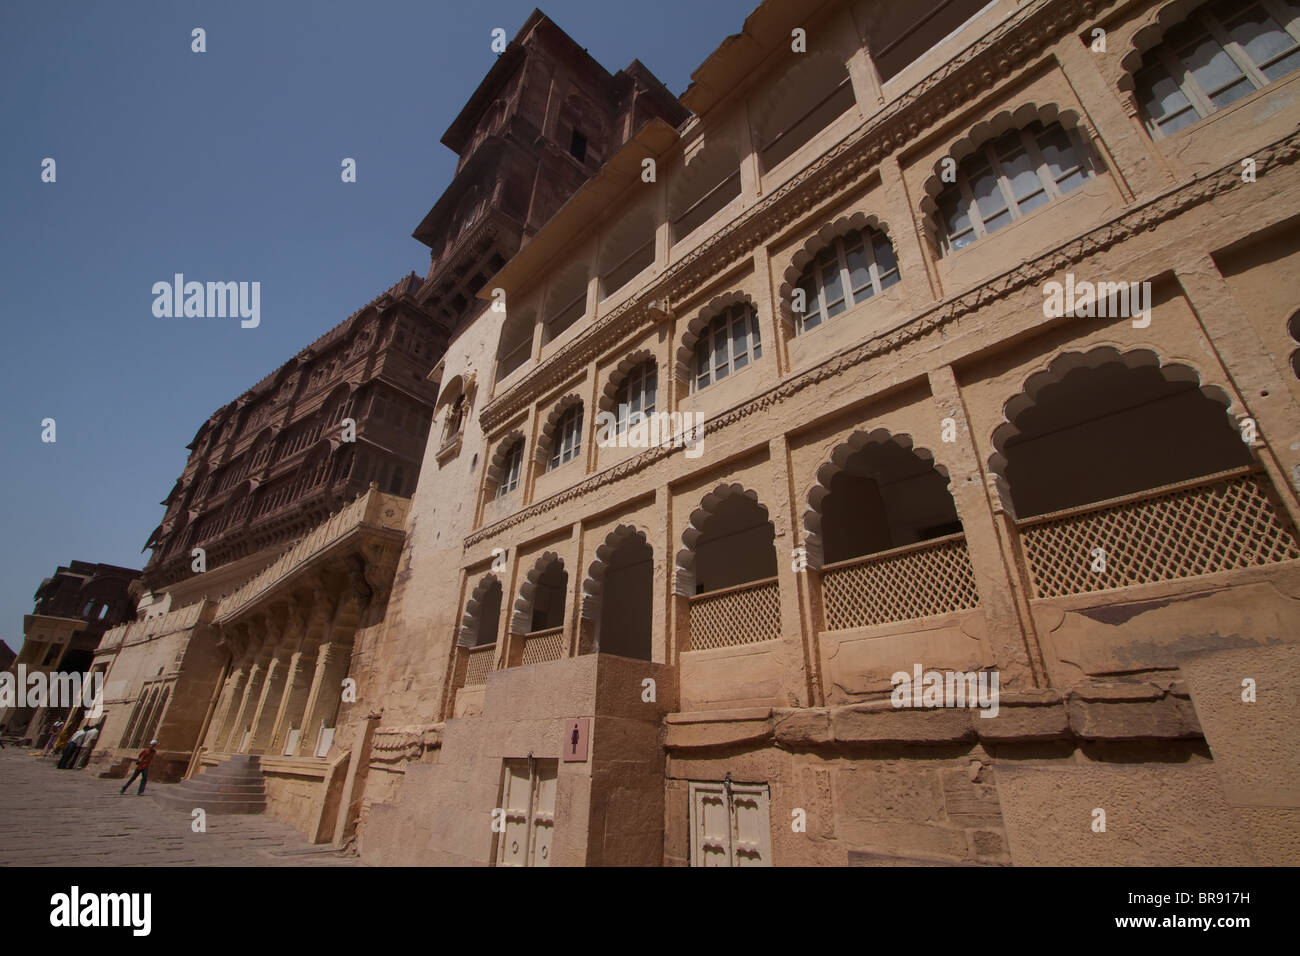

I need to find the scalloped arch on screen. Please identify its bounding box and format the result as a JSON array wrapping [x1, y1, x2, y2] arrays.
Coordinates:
[[434, 375, 465, 414], [917, 102, 1090, 230], [535, 393, 585, 465], [598, 350, 658, 418], [777, 211, 895, 326], [510, 551, 565, 634], [675, 291, 758, 382], [458, 573, 503, 647], [485, 429, 526, 487], [986, 345, 1237, 512], [674, 483, 771, 596], [1117, 0, 1205, 94], [802, 429, 950, 569], [581, 523, 652, 622]]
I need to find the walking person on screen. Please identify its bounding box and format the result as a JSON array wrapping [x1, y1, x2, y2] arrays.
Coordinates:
[[57, 726, 85, 769], [120, 740, 158, 795], [74, 724, 100, 769]]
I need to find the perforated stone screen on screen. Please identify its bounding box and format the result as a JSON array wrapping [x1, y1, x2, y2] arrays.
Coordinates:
[[520, 628, 565, 666], [688, 578, 781, 650], [463, 645, 495, 686], [1018, 467, 1300, 599], [821, 534, 980, 631]]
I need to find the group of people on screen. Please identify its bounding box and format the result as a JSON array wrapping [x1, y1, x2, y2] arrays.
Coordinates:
[[40, 719, 159, 793], [53, 721, 100, 769]]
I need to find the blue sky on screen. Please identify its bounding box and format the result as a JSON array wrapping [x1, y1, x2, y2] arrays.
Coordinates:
[[0, 0, 757, 650]]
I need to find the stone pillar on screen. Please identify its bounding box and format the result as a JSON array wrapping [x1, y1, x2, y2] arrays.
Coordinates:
[[928, 365, 1044, 689], [846, 47, 883, 113], [296, 642, 354, 758], [562, 524, 584, 658], [205, 664, 246, 752], [1175, 257, 1300, 525], [879, 154, 940, 303], [269, 590, 330, 756], [769, 434, 815, 707], [248, 653, 289, 755], [224, 653, 267, 754], [651, 487, 671, 665]]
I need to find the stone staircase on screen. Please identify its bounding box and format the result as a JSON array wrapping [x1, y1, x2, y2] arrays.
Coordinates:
[[152, 754, 267, 814]]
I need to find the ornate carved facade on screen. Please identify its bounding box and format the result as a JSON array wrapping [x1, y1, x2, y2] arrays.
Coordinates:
[[0, 561, 139, 742], [354, 0, 1300, 866]]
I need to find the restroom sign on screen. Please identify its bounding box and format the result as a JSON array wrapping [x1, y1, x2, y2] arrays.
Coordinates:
[[563, 718, 589, 762]]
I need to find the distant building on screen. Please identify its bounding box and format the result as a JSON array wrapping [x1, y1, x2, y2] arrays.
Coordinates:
[[0, 561, 139, 742], [87, 9, 684, 820]]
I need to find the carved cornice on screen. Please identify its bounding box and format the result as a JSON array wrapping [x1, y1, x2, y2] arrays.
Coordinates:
[[478, 0, 1104, 433], [465, 126, 1300, 549]]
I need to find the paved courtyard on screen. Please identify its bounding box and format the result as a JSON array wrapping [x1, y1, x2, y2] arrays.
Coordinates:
[[0, 748, 357, 866]]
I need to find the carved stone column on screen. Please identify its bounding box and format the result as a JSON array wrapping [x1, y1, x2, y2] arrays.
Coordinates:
[[247, 611, 289, 754], [270, 588, 331, 756]]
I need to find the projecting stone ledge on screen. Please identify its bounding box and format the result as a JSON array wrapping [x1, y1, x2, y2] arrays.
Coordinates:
[[662, 683, 1203, 750]]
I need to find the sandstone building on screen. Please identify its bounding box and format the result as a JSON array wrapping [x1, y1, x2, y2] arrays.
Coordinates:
[[0, 561, 139, 743], [84, 10, 688, 842], [352, 0, 1300, 866]]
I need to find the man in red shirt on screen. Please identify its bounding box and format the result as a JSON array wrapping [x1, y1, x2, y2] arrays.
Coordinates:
[[119, 740, 158, 795]]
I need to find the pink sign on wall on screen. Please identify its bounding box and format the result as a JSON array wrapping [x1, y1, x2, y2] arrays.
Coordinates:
[[563, 717, 589, 762]]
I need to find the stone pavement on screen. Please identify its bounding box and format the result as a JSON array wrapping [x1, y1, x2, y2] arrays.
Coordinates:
[[0, 749, 357, 866]]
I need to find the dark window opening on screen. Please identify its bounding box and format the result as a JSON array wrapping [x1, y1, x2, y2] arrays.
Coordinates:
[[570, 129, 588, 162]]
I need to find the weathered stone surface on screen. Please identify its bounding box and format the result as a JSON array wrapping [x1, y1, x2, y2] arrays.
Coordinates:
[[976, 701, 1070, 743], [1066, 696, 1202, 740], [831, 703, 975, 744], [772, 707, 832, 746], [1069, 680, 1165, 702], [663, 716, 774, 750]]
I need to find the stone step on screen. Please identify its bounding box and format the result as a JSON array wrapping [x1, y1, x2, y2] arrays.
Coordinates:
[[150, 753, 270, 815]]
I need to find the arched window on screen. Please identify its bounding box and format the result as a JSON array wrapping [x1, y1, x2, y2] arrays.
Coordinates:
[[498, 440, 524, 497], [549, 404, 584, 470], [794, 227, 900, 333], [936, 121, 1094, 254], [615, 361, 657, 433], [694, 303, 762, 391], [1136, 0, 1300, 139]]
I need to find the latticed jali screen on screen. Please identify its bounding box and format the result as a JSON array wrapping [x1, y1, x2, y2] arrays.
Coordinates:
[[688, 578, 781, 651], [521, 627, 565, 666], [463, 645, 495, 686], [821, 534, 981, 631], [1019, 468, 1300, 599]]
